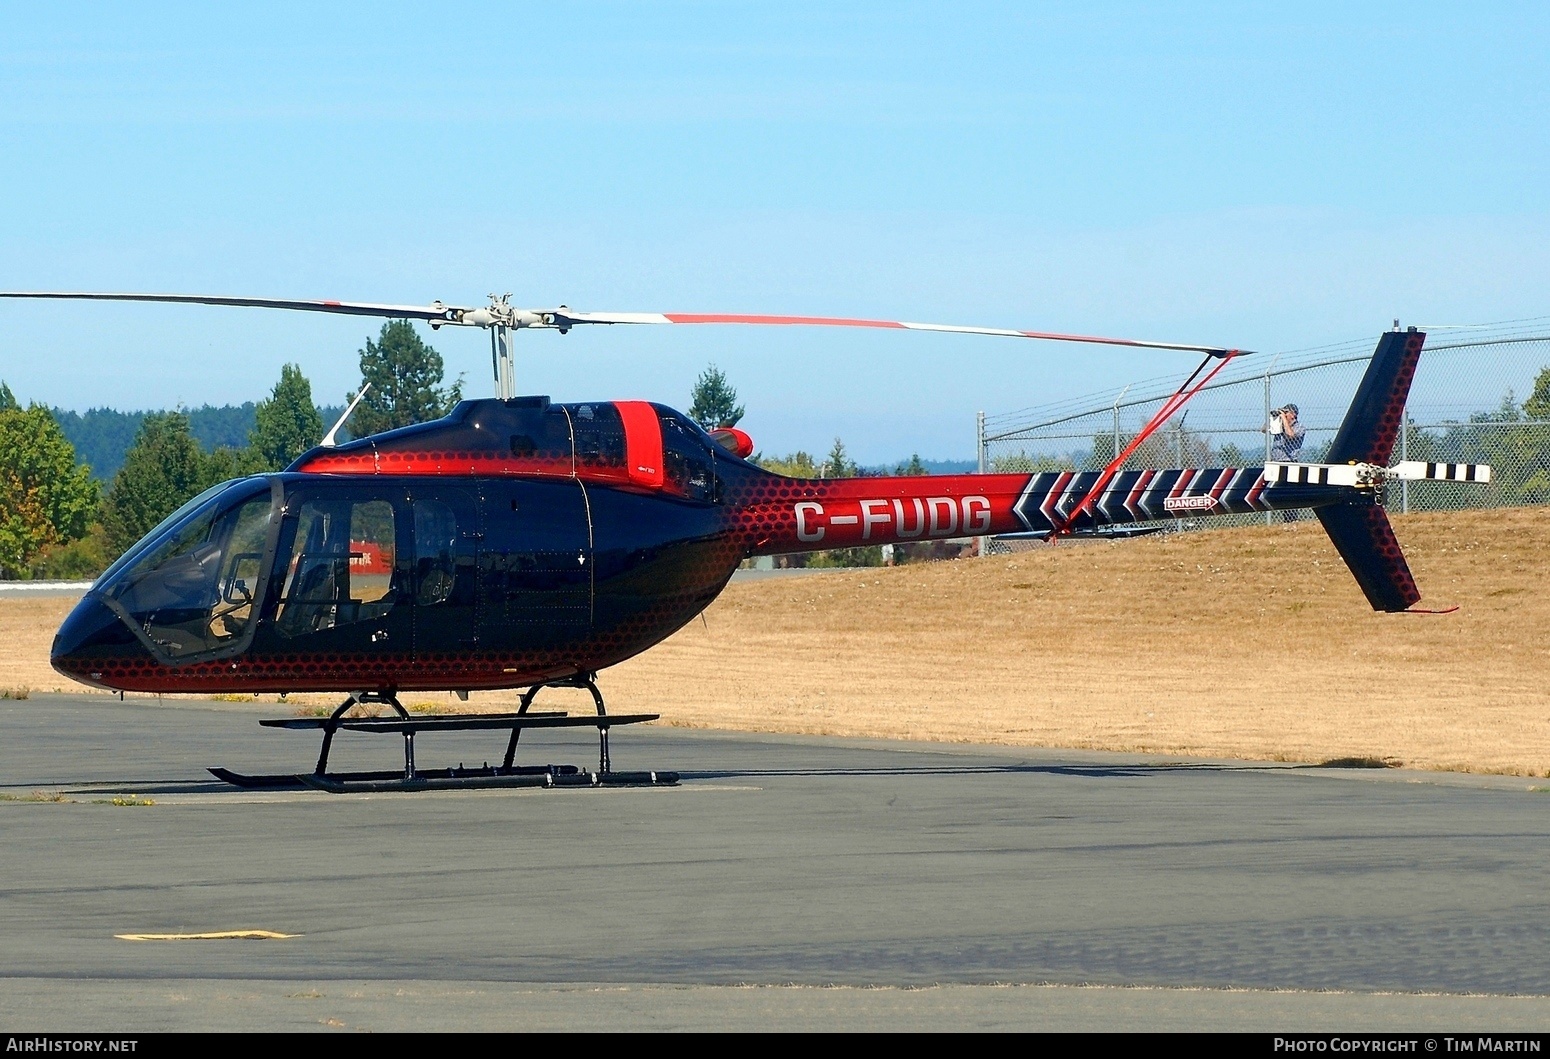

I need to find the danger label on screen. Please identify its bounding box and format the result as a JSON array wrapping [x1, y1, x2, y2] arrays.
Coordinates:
[[1163, 495, 1219, 512]]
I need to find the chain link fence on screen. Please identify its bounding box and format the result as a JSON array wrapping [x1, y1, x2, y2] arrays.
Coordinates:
[[977, 321, 1550, 552]]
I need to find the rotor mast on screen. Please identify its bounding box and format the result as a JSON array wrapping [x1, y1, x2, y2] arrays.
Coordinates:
[[483, 295, 519, 400]]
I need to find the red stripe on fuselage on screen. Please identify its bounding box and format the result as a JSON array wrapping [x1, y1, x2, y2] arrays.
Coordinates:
[[1245, 473, 1268, 508], [1169, 469, 1200, 499], [742, 473, 1027, 554], [1209, 468, 1235, 499], [1124, 469, 1155, 520]]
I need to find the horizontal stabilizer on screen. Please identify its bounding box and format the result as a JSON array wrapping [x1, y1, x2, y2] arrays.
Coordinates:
[[1264, 461, 1492, 487], [1392, 460, 1491, 483], [1315, 503, 1421, 612], [1265, 463, 1365, 487]]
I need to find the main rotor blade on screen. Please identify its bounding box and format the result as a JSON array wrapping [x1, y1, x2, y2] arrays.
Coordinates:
[[552, 310, 1245, 357], [0, 291, 474, 324], [0, 291, 1247, 357]]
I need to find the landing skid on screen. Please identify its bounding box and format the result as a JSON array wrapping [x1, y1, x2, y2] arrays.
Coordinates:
[[208, 676, 678, 793]]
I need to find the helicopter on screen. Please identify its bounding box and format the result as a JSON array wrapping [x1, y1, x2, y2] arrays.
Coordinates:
[[0, 292, 1491, 792]]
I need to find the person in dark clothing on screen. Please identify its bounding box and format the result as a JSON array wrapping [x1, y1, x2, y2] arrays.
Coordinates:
[[1268, 403, 1305, 462], [1267, 404, 1306, 521]]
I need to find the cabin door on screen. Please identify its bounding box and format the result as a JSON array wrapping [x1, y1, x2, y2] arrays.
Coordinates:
[[263, 484, 413, 656], [410, 486, 482, 656], [476, 477, 593, 651]]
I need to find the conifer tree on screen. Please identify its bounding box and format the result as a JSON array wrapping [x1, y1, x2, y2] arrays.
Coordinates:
[[102, 412, 208, 555], [1525, 365, 1550, 421], [822, 437, 854, 478], [348, 321, 462, 437], [251, 363, 325, 470], [688, 364, 745, 430]]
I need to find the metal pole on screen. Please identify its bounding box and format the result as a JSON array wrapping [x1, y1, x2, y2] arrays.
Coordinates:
[[1264, 368, 1273, 525], [1111, 385, 1128, 467], [1401, 399, 1410, 513], [975, 411, 988, 557], [492, 325, 516, 400]]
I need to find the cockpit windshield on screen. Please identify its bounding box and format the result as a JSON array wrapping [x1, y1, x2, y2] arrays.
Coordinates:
[[101, 478, 274, 659]]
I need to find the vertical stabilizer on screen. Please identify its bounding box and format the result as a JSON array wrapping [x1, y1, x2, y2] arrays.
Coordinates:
[[1314, 503, 1421, 612], [1313, 329, 1429, 611], [1325, 329, 1425, 466]]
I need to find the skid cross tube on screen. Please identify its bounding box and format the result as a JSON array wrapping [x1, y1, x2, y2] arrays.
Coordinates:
[[505, 672, 611, 774], [316, 691, 410, 775]]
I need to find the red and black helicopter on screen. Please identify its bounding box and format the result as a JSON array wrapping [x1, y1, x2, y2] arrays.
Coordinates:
[[0, 292, 1489, 791]]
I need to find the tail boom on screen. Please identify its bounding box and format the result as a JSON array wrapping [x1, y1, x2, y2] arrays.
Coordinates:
[[741, 465, 1337, 555]]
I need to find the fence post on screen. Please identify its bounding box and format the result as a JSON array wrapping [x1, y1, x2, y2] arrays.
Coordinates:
[[1111, 385, 1128, 468], [976, 411, 988, 557], [1264, 367, 1273, 526], [1400, 399, 1410, 513]]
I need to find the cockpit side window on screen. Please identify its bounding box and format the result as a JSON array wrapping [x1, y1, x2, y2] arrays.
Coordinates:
[[413, 500, 459, 606], [273, 498, 397, 637], [572, 402, 627, 473], [660, 412, 717, 503]]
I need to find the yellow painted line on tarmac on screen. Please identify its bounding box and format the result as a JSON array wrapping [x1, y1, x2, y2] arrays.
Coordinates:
[[115, 929, 299, 941]]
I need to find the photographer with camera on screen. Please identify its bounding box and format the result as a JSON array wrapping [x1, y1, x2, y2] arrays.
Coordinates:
[[1265, 403, 1306, 521], [1267, 403, 1305, 462]]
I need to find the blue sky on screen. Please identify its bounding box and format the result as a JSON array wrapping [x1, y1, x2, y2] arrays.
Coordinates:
[[1, 2, 1546, 461]]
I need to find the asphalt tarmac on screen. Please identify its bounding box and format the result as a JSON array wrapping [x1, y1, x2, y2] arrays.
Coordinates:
[[2, 693, 1549, 1032]]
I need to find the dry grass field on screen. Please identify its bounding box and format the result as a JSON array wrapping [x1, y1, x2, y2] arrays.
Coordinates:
[[3, 507, 1547, 775]]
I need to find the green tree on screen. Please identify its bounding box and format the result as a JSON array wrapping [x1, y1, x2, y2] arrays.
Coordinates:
[[1462, 390, 1550, 507], [102, 412, 209, 555], [0, 402, 101, 575], [0, 467, 56, 577], [992, 450, 1076, 474], [1217, 442, 1249, 466], [251, 363, 325, 470], [755, 450, 819, 477], [348, 321, 462, 437], [201, 445, 264, 488], [0, 381, 16, 412], [1525, 365, 1550, 421], [895, 453, 928, 476], [688, 364, 745, 430], [32, 524, 112, 580], [821, 437, 855, 478]]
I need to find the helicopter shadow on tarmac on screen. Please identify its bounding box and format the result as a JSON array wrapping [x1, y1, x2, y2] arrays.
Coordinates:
[[669, 760, 1262, 782], [2, 760, 1270, 799]]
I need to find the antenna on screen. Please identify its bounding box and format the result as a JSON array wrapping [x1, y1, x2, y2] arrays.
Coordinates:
[[321, 383, 370, 447]]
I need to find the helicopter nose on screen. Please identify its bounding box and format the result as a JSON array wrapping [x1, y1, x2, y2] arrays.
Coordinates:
[[51, 592, 141, 685]]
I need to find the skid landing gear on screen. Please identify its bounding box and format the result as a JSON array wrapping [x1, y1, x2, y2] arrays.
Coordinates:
[[208, 677, 678, 793]]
